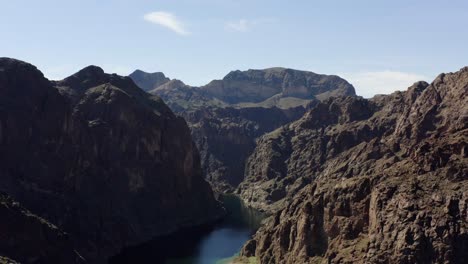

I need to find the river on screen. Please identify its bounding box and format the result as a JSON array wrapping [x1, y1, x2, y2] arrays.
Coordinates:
[[109, 195, 265, 264]]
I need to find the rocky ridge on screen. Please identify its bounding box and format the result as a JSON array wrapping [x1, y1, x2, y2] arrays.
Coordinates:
[[239, 67, 468, 263]]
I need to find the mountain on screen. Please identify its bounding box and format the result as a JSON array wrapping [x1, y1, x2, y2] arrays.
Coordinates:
[[202, 67, 355, 105], [131, 67, 356, 112], [0, 58, 223, 262], [128, 70, 170, 91], [238, 67, 468, 263], [130, 68, 356, 191]]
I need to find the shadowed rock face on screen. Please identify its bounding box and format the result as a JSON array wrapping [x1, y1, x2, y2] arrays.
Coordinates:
[[0, 58, 223, 263], [0, 193, 84, 263], [130, 68, 355, 191], [239, 68, 468, 263]]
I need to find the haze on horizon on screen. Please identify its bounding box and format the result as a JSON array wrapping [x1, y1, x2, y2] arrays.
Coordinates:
[[1, 0, 467, 98]]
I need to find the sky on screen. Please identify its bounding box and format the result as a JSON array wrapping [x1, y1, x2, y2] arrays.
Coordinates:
[[1, 0, 467, 98]]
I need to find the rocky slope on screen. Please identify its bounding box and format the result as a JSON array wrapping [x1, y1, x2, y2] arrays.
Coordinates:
[[130, 68, 355, 191], [239, 67, 468, 263], [0, 58, 223, 263]]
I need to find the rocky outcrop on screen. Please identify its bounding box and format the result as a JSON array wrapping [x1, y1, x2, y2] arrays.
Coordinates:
[[130, 68, 355, 191], [0, 58, 223, 262], [239, 67, 468, 263]]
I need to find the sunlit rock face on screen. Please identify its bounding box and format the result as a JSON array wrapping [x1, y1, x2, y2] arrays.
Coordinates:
[[238, 68, 468, 263], [0, 58, 223, 262]]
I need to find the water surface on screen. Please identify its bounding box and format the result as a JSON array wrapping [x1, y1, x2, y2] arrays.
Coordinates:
[[110, 195, 265, 264]]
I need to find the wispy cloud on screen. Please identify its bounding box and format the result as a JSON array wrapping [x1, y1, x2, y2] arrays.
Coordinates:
[[340, 71, 428, 98], [143, 11, 190, 36]]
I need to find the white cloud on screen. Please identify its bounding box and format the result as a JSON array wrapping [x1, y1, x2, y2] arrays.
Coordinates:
[[226, 19, 251, 32], [340, 70, 428, 98], [143, 11, 190, 36]]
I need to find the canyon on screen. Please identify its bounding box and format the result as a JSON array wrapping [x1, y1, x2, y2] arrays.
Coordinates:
[[0, 58, 466, 264], [131, 66, 467, 263]]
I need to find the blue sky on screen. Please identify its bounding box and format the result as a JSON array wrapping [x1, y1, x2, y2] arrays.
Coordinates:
[[1, 0, 467, 97]]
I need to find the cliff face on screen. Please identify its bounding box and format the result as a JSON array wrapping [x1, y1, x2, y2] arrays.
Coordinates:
[[0, 58, 223, 262], [182, 106, 308, 192], [239, 68, 468, 263], [130, 68, 355, 191]]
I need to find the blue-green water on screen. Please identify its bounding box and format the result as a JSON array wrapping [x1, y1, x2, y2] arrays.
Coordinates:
[[110, 195, 264, 264]]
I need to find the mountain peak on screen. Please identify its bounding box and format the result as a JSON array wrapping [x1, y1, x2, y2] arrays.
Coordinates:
[[129, 70, 170, 91], [57, 65, 109, 93], [79, 65, 104, 73], [59, 65, 107, 84]]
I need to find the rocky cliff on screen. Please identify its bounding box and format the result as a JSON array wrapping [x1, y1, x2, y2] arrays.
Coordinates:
[[239, 67, 468, 263], [0, 58, 223, 263], [130, 68, 355, 191]]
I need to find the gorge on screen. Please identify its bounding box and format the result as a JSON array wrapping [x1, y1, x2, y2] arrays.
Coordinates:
[[0, 58, 466, 264]]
